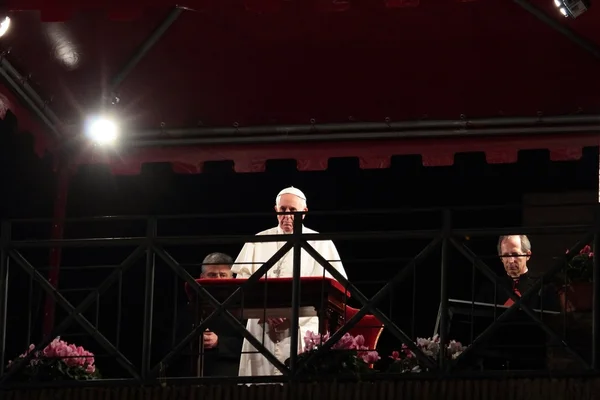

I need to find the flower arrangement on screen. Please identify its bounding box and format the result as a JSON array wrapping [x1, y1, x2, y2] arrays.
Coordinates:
[[388, 335, 466, 373], [557, 245, 594, 312], [7, 337, 99, 381], [303, 330, 380, 364], [564, 244, 593, 284], [285, 330, 380, 375]]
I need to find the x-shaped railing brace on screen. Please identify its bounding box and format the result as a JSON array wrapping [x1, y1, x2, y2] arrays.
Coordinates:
[[450, 232, 594, 368], [295, 237, 443, 374], [149, 243, 294, 377], [0, 246, 146, 383]]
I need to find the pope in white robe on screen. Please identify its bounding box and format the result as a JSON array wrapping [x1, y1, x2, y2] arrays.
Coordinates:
[[231, 186, 347, 376]]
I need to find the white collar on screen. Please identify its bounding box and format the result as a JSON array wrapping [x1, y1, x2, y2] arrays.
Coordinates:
[[276, 225, 303, 235], [508, 267, 528, 279]]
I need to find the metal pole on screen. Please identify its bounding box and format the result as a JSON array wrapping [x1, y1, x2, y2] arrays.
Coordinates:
[[129, 124, 600, 147], [2, 249, 144, 383], [0, 65, 60, 138], [8, 223, 593, 248], [300, 241, 439, 371], [141, 218, 157, 378], [196, 307, 205, 377], [0, 58, 62, 126], [289, 213, 303, 375], [592, 231, 600, 368], [439, 210, 451, 370], [132, 114, 600, 139], [42, 161, 70, 339], [513, 0, 600, 60], [296, 237, 441, 374], [151, 244, 292, 377], [451, 236, 592, 367], [0, 221, 10, 376], [110, 8, 183, 90]]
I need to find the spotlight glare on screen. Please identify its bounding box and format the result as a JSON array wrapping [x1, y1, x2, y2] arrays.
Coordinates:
[[86, 117, 119, 145], [554, 0, 590, 18], [0, 17, 10, 38]]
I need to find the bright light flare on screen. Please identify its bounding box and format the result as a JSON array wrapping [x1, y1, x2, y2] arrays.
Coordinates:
[[0, 17, 10, 38], [86, 117, 119, 145], [553, 0, 589, 18]]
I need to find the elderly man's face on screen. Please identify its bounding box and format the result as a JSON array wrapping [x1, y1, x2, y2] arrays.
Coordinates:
[[274, 194, 307, 233], [499, 236, 530, 278], [201, 265, 233, 279]]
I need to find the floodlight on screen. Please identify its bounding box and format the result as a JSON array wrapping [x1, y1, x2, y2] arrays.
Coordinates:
[[0, 17, 10, 38], [85, 117, 119, 144], [554, 0, 589, 18]]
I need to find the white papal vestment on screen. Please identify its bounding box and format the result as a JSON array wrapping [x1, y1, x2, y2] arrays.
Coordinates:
[[231, 225, 347, 376]]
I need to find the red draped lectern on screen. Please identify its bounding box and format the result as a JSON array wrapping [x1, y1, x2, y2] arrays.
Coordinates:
[[185, 277, 350, 333], [184, 277, 350, 375]]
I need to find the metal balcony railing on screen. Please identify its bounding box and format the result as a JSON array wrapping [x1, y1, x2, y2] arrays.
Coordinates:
[[0, 204, 599, 387]]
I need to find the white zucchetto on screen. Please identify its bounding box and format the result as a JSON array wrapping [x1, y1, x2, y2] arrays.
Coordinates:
[[276, 186, 307, 203]]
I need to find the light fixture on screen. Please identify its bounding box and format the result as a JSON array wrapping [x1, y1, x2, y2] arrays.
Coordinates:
[[0, 16, 10, 38], [85, 116, 119, 145], [554, 0, 590, 18]]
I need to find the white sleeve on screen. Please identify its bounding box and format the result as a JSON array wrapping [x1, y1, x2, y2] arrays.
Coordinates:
[[232, 242, 255, 278], [300, 241, 347, 329], [316, 241, 347, 280]]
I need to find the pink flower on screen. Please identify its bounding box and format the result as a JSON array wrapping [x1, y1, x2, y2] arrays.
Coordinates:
[[332, 333, 357, 350], [389, 351, 401, 361], [303, 331, 380, 365], [354, 335, 365, 348], [303, 331, 330, 353], [589, 252, 594, 258], [400, 344, 415, 358], [359, 350, 380, 364], [581, 245, 592, 255], [11, 337, 96, 374]]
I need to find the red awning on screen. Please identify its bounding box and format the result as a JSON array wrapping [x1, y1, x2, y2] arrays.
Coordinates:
[[1, 0, 599, 173]]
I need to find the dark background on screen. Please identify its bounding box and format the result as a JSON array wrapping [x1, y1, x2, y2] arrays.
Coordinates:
[[1, 111, 598, 376]]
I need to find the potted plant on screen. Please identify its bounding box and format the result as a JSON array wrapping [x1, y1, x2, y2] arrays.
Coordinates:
[[7, 337, 100, 382], [387, 335, 466, 373], [558, 245, 593, 312], [285, 330, 380, 376]]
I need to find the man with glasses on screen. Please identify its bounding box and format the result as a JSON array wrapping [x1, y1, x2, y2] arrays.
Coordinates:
[[476, 235, 559, 370], [479, 235, 558, 309]]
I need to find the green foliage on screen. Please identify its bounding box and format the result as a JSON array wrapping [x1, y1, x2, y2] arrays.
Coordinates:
[[285, 350, 373, 377], [564, 245, 594, 284], [10, 358, 101, 382]]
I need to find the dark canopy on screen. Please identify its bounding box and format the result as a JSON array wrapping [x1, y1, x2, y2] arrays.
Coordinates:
[[1, 0, 599, 172]]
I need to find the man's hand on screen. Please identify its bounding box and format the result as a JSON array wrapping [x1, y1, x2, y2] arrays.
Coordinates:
[[203, 330, 218, 349], [258, 318, 290, 332]]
